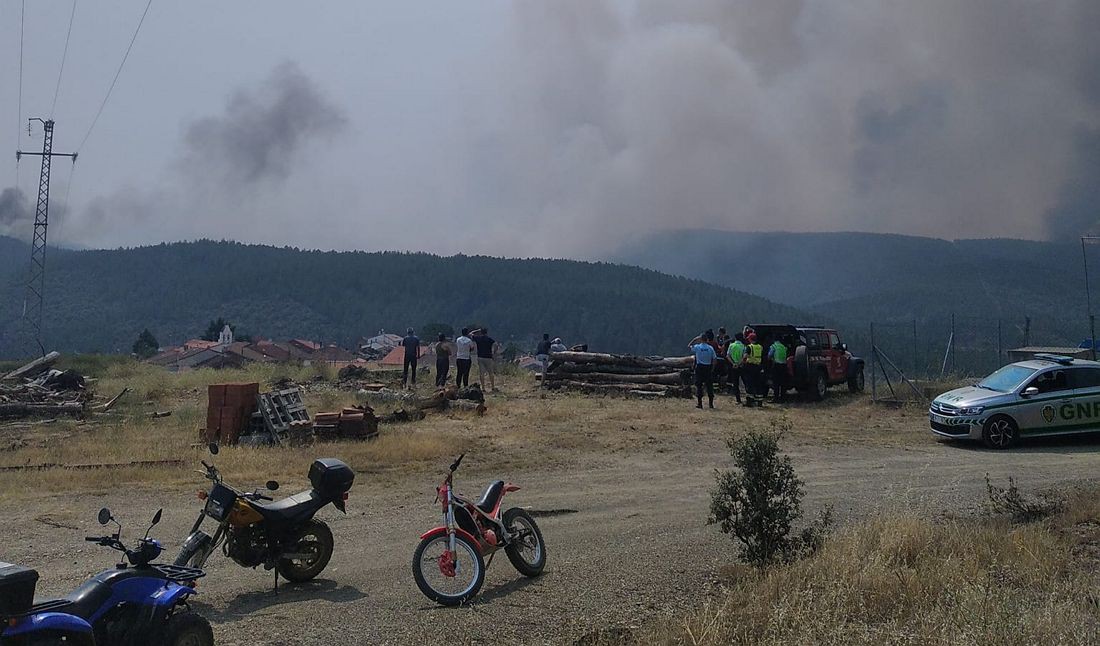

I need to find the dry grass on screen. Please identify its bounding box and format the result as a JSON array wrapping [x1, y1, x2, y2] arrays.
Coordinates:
[[0, 363, 929, 500], [631, 499, 1100, 646]]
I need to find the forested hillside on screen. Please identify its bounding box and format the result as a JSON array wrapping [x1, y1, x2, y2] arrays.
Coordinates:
[[615, 230, 1089, 348], [0, 237, 811, 358]]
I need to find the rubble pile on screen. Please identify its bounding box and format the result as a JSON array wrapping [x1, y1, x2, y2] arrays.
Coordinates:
[[0, 352, 91, 419]]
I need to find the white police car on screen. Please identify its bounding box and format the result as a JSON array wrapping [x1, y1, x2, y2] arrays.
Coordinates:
[[929, 354, 1100, 449]]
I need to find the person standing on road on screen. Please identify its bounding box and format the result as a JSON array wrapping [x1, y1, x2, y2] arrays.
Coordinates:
[[689, 330, 718, 409], [536, 333, 552, 388], [727, 332, 746, 405], [472, 327, 498, 392], [401, 327, 420, 389], [455, 328, 474, 388], [434, 333, 452, 388], [745, 332, 764, 406], [768, 336, 789, 402]]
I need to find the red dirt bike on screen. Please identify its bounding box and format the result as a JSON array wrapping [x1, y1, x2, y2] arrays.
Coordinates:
[[412, 454, 546, 605]]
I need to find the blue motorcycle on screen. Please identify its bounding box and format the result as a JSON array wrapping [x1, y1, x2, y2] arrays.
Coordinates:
[[1, 507, 213, 646]]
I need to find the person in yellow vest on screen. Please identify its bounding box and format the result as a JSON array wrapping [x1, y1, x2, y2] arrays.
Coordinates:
[[768, 336, 789, 403], [745, 332, 764, 406], [727, 332, 747, 405]]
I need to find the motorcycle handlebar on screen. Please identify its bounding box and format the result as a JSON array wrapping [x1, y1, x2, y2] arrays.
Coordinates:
[[201, 460, 212, 470]]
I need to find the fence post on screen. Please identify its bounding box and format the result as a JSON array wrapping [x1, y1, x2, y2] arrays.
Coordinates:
[[912, 319, 918, 377], [950, 313, 956, 375], [1092, 315, 1097, 361], [997, 319, 1003, 366], [1024, 316, 1031, 347], [870, 323, 877, 402]]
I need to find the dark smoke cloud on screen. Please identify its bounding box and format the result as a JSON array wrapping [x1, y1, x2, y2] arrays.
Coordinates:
[[0, 187, 71, 241], [0, 188, 31, 233], [179, 62, 346, 188], [65, 63, 345, 246], [452, 0, 1100, 254]]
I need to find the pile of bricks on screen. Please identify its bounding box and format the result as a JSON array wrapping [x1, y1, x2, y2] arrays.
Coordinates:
[[204, 383, 259, 444], [313, 406, 379, 441]]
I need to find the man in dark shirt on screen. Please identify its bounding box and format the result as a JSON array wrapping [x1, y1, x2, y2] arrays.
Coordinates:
[[401, 327, 420, 388], [535, 333, 552, 388], [471, 327, 497, 392]]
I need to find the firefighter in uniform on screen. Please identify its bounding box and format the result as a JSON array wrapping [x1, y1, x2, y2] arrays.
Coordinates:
[[768, 337, 789, 403], [727, 332, 746, 405], [745, 333, 764, 406]]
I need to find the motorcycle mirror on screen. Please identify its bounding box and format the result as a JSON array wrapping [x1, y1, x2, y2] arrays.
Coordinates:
[[97, 507, 112, 526], [266, 480, 280, 491], [208, 442, 219, 455], [151, 509, 162, 526]]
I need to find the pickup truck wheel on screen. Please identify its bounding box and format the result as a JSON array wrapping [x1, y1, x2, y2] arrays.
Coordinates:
[[808, 370, 827, 401], [848, 369, 865, 393]]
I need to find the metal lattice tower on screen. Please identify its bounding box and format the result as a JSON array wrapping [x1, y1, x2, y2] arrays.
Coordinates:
[[16, 119, 76, 357]]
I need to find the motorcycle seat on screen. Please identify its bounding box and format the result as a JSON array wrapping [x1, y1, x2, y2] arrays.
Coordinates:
[[251, 489, 326, 526], [476, 480, 505, 514], [38, 579, 112, 620]]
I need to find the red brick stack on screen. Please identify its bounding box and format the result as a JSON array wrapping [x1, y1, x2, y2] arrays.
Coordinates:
[[205, 383, 260, 445]]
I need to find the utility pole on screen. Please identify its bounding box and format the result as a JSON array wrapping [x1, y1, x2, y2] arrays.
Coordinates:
[[16, 118, 76, 357]]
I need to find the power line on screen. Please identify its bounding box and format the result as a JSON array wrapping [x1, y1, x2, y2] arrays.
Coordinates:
[[76, 0, 154, 152], [50, 0, 80, 118], [15, 0, 25, 186]]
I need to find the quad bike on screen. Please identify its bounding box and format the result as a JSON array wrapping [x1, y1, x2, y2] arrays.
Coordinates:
[[175, 443, 354, 588], [1, 507, 212, 646], [412, 453, 546, 605]]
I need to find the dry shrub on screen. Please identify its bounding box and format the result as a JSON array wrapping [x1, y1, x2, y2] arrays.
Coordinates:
[[985, 474, 1065, 523], [645, 512, 1099, 645]]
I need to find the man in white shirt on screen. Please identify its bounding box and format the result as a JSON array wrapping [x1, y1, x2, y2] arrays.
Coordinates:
[[454, 328, 474, 388]]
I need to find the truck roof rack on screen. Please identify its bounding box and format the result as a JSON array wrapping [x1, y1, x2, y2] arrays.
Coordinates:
[[1032, 353, 1075, 365]]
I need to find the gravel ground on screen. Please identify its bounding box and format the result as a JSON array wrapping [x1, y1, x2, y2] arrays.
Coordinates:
[[5, 414, 1100, 645]]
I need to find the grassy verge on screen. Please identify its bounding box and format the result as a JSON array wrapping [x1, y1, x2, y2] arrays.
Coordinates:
[[629, 492, 1100, 645]]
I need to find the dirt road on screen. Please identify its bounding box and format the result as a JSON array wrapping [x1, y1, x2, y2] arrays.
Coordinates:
[[6, 409, 1100, 645]]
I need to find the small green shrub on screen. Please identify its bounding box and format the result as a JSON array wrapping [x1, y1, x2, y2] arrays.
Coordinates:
[[709, 417, 830, 566]]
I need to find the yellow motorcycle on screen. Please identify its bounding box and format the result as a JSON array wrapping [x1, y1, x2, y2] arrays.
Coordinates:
[[174, 443, 354, 588]]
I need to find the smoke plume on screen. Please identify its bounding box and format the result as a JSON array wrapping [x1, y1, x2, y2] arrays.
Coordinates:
[[451, 0, 1100, 254], [180, 62, 346, 188], [0, 188, 31, 237], [64, 63, 345, 246]]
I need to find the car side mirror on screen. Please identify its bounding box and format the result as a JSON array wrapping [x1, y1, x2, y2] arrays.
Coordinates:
[[1021, 386, 1039, 398], [266, 480, 280, 491], [840, 343, 848, 352], [98, 508, 113, 526]]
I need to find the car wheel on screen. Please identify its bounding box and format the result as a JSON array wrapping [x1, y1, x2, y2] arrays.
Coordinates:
[[808, 370, 827, 401], [982, 415, 1019, 449], [848, 368, 865, 393]]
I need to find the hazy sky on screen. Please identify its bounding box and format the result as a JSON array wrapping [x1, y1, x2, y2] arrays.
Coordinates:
[[1, 1, 1098, 257]]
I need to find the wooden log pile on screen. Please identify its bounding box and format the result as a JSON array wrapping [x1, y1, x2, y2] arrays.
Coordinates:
[[0, 352, 90, 420], [543, 351, 693, 397]]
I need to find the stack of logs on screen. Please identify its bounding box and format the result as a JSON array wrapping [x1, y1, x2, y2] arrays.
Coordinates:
[[543, 351, 694, 397]]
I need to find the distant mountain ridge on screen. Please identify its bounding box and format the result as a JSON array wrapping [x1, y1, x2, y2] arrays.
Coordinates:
[[0, 236, 813, 358], [613, 229, 1087, 352]]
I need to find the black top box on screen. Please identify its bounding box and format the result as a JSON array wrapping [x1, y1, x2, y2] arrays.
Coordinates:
[[308, 458, 355, 497], [0, 561, 39, 618]]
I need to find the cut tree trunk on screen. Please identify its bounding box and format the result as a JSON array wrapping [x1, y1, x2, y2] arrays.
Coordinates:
[[0, 402, 83, 419], [552, 363, 684, 376], [544, 371, 684, 385], [548, 352, 693, 369], [2, 352, 61, 382]]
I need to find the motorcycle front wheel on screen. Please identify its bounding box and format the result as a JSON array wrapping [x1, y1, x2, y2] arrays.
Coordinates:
[[277, 519, 334, 583], [412, 533, 485, 606]]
